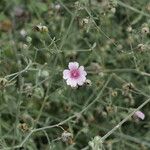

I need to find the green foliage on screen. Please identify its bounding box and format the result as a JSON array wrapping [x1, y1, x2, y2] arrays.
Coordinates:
[[0, 0, 150, 149]]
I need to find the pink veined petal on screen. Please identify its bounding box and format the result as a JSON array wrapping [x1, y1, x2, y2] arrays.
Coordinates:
[[79, 66, 87, 76], [135, 111, 145, 120], [64, 62, 87, 87], [77, 75, 86, 86], [66, 78, 77, 87], [63, 69, 70, 80], [68, 62, 79, 70]]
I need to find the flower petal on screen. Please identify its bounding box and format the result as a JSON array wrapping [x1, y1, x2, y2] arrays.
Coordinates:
[[135, 111, 145, 120], [79, 66, 87, 76], [77, 75, 86, 86], [63, 69, 70, 79], [66, 78, 77, 87], [68, 62, 79, 70], [63, 62, 87, 87]]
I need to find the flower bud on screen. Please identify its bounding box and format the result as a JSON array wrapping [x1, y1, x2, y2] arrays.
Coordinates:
[[141, 26, 149, 34]]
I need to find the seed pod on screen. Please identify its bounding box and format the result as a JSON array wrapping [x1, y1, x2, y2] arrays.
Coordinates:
[[79, 17, 90, 28], [20, 114, 34, 127], [74, 1, 83, 10], [126, 26, 132, 33], [85, 79, 92, 86], [33, 24, 48, 33], [41, 26, 49, 32], [137, 44, 146, 52], [18, 123, 30, 133], [55, 4, 61, 11], [111, 90, 118, 97], [106, 106, 114, 114], [89, 136, 102, 150], [0, 78, 8, 89], [110, 7, 116, 13], [122, 82, 135, 96], [141, 26, 149, 34], [122, 82, 135, 91], [61, 131, 74, 144], [23, 83, 33, 97]]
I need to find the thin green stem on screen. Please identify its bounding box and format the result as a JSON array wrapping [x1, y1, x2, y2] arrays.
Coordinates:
[[118, 1, 150, 18], [100, 98, 150, 142]]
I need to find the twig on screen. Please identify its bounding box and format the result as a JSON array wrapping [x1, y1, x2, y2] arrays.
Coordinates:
[[1, 75, 112, 150], [100, 98, 150, 142], [98, 127, 150, 147], [5, 60, 32, 81], [102, 68, 150, 77], [118, 1, 150, 18]]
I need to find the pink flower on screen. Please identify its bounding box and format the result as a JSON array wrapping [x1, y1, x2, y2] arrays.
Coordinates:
[[134, 111, 145, 120], [63, 62, 87, 87]]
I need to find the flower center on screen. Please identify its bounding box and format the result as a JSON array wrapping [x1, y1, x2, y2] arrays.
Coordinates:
[[70, 69, 80, 79]]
